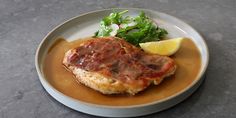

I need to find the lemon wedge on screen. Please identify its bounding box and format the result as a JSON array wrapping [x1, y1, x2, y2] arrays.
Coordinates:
[[139, 38, 184, 56]]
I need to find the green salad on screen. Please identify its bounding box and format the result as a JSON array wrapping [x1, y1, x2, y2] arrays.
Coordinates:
[[94, 10, 168, 46]]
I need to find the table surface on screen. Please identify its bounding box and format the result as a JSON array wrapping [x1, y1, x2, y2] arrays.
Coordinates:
[[1, 0, 236, 118]]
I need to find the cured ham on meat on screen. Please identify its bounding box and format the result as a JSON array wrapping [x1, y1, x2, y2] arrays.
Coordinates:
[[63, 37, 176, 95]]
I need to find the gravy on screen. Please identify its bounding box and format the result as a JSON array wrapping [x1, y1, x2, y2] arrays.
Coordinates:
[[43, 37, 201, 106]]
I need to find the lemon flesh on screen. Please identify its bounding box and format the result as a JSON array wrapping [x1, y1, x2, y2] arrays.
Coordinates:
[[139, 38, 184, 56]]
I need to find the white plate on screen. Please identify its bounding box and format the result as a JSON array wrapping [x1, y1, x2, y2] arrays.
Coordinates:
[[35, 8, 209, 117]]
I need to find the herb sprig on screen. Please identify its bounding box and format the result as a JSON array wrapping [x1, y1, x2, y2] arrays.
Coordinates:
[[94, 10, 168, 46]]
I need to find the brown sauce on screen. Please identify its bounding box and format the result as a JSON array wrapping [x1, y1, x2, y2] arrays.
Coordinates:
[[43, 37, 201, 106]]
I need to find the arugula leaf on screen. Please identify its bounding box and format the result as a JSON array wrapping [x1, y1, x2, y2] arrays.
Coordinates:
[[94, 10, 168, 46]]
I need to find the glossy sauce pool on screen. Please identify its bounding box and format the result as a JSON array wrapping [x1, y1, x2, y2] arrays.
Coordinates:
[[43, 38, 201, 106]]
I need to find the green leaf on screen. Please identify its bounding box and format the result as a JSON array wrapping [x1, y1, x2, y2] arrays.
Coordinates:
[[94, 10, 168, 46]]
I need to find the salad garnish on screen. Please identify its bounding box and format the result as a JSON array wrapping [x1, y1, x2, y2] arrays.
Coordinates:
[[94, 10, 168, 46]]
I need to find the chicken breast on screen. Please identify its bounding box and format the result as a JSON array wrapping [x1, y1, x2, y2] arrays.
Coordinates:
[[63, 37, 176, 95]]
